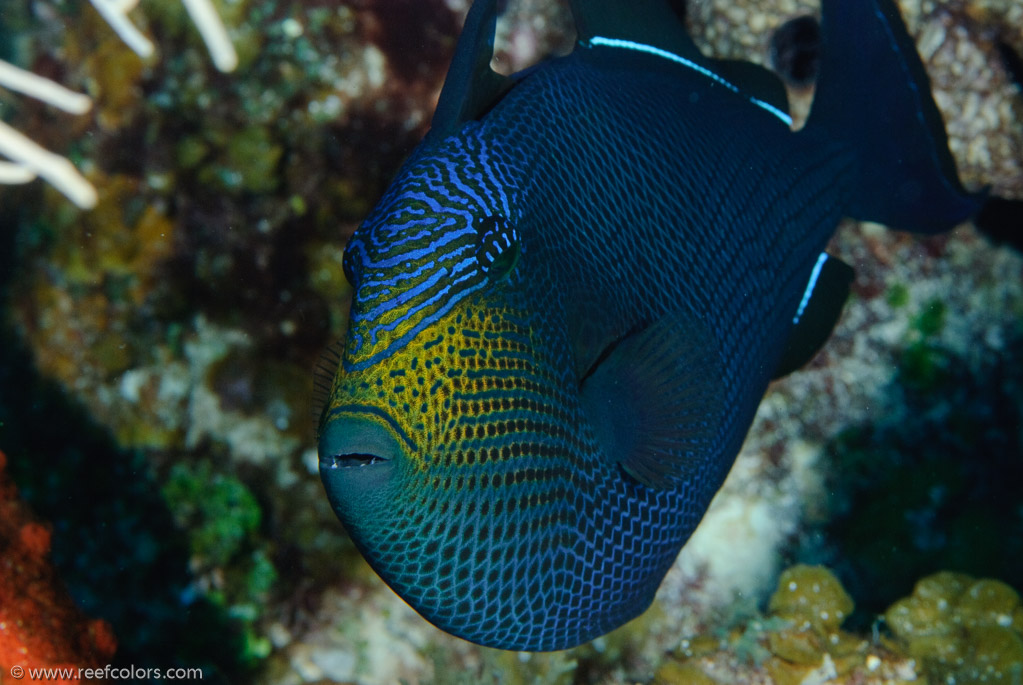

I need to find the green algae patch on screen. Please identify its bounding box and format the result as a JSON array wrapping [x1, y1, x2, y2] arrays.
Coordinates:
[[885, 571, 973, 638], [83, 36, 147, 130], [162, 459, 276, 668], [766, 627, 822, 665], [913, 298, 947, 337], [163, 460, 262, 567], [222, 126, 283, 194], [886, 282, 910, 308], [885, 572, 1023, 683]]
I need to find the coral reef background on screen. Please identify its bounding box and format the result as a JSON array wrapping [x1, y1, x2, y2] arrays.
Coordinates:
[[0, 0, 1021, 683]]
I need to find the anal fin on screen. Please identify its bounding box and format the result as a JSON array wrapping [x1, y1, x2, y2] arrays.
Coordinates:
[[774, 253, 854, 378]]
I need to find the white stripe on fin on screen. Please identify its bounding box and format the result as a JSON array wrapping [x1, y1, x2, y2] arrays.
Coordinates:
[[587, 36, 793, 127], [794, 252, 829, 324]]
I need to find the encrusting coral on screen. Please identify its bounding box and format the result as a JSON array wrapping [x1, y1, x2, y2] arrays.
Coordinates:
[[648, 565, 1023, 685], [886, 572, 1023, 684], [0, 449, 117, 682]]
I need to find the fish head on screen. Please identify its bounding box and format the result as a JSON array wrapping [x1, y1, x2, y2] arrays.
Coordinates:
[[317, 140, 586, 649]]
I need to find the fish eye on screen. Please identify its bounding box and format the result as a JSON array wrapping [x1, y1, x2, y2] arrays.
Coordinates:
[[342, 241, 363, 289], [476, 215, 520, 281]]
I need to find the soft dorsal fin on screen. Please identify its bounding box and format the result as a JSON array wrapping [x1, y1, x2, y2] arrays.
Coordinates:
[[571, 1, 792, 125], [579, 310, 726, 489], [429, 0, 514, 141], [709, 59, 790, 119], [774, 253, 855, 378], [570, 0, 704, 64]]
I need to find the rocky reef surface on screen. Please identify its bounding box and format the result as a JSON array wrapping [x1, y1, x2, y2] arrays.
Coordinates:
[[0, 0, 1020, 683]]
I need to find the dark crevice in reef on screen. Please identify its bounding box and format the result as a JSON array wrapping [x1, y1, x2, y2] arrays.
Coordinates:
[[996, 40, 1023, 91], [0, 197, 248, 684], [808, 326, 1023, 630]]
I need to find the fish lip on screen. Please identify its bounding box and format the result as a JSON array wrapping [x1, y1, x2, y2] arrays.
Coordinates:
[[318, 413, 402, 474], [327, 452, 389, 469]]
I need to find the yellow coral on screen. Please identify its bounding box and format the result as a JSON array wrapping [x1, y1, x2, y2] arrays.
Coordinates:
[[885, 572, 1023, 683], [768, 565, 855, 632]]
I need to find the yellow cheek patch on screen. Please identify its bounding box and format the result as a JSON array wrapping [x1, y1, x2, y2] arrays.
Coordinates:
[[324, 297, 536, 470]]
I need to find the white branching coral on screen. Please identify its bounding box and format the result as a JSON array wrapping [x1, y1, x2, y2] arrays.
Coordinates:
[[0, 60, 98, 209], [88, 0, 239, 73], [88, 0, 157, 61], [180, 0, 239, 73], [0, 0, 239, 209]]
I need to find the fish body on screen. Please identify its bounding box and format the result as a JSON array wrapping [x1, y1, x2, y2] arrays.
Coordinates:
[[318, 0, 980, 650]]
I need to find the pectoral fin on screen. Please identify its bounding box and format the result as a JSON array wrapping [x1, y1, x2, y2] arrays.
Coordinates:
[[579, 311, 725, 489]]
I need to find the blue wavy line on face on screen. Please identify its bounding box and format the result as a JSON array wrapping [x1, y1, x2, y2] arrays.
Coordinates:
[[384, 216, 466, 249], [383, 228, 436, 250], [423, 160, 488, 214], [361, 244, 474, 291], [429, 178, 478, 211], [345, 280, 487, 372], [366, 225, 473, 269], [390, 257, 476, 319], [476, 144, 513, 217], [361, 289, 393, 303], [477, 142, 497, 201], [357, 256, 478, 351], [380, 212, 462, 238], [362, 264, 450, 324], [358, 248, 472, 311], [386, 219, 465, 242], [398, 190, 446, 213], [340, 129, 530, 370], [444, 161, 489, 210]]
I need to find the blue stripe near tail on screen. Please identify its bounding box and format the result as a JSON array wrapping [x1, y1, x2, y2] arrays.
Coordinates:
[[806, 0, 983, 233]]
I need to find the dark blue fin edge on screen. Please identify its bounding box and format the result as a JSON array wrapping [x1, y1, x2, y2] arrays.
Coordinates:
[[429, 0, 514, 141]]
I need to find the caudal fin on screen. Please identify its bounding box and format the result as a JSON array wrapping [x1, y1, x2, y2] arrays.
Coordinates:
[[805, 0, 983, 233]]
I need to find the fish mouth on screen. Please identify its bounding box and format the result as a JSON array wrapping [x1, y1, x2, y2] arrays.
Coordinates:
[[318, 412, 403, 474], [329, 452, 388, 469], [319, 415, 399, 521]]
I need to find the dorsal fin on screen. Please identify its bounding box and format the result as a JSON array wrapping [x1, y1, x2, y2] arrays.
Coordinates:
[[710, 59, 790, 119], [570, 0, 792, 125], [570, 0, 704, 64], [429, 0, 514, 141]]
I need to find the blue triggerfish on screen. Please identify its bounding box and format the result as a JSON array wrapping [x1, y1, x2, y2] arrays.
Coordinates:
[[317, 0, 981, 650]]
